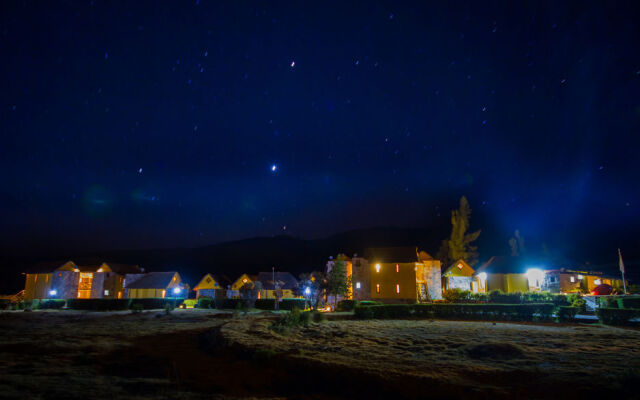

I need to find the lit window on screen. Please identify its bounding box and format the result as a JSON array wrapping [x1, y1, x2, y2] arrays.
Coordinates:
[[396, 264, 399, 273], [594, 279, 601, 285], [375, 264, 381, 273], [104, 290, 109, 296], [457, 263, 463, 269], [376, 284, 380, 293], [570, 276, 575, 282], [97, 268, 103, 273], [162, 290, 166, 298], [396, 284, 400, 293], [242, 278, 248, 283], [356, 282, 361, 289], [578, 274, 583, 280]]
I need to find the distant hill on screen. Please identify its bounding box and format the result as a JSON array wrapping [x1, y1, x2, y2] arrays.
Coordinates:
[[0, 226, 446, 293]]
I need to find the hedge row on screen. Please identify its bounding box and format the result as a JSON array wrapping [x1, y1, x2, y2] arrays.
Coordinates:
[[596, 308, 639, 326], [196, 297, 308, 310], [335, 300, 383, 311], [65, 298, 184, 311], [442, 289, 570, 306], [354, 303, 556, 321]]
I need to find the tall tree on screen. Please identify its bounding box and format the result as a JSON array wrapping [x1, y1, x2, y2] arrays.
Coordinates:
[[327, 255, 350, 306], [446, 196, 481, 266]]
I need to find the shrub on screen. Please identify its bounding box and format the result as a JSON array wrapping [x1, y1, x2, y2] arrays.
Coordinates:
[[354, 306, 375, 319], [571, 298, 587, 314], [557, 306, 579, 322], [311, 311, 326, 323], [336, 299, 357, 311], [358, 300, 383, 306], [443, 288, 473, 303], [182, 299, 197, 308], [255, 298, 307, 311], [131, 303, 143, 313], [355, 303, 555, 322], [599, 296, 619, 308], [488, 290, 522, 304], [129, 298, 183, 310], [197, 297, 213, 309], [255, 299, 276, 310], [214, 298, 244, 310], [0, 299, 12, 310], [471, 292, 489, 303], [67, 299, 132, 311], [596, 308, 638, 326], [164, 302, 175, 315], [617, 296, 640, 309], [37, 300, 66, 310]]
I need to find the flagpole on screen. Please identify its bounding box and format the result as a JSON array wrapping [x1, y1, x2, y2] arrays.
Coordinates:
[[618, 248, 628, 295]]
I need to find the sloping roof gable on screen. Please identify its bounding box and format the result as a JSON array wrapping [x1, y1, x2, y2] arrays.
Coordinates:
[[126, 272, 179, 289], [444, 259, 475, 277], [257, 272, 298, 290]]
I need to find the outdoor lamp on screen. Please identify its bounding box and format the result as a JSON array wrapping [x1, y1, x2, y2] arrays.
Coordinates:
[[304, 287, 311, 295], [49, 289, 57, 296], [173, 287, 181, 295]]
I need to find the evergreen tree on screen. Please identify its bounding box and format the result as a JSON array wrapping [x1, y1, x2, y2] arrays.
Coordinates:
[[446, 196, 481, 266], [327, 255, 349, 306]]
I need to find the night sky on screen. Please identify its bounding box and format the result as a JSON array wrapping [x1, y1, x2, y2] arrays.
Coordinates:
[[2, 1, 639, 262]]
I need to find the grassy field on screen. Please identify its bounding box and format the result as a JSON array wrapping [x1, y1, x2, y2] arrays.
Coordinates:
[[1, 310, 639, 399]]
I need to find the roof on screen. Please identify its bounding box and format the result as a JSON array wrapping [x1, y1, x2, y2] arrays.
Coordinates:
[[443, 259, 475, 277], [194, 273, 231, 290], [27, 260, 141, 274], [475, 256, 535, 275], [257, 271, 298, 290], [363, 247, 419, 263], [126, 272, 178, 289]]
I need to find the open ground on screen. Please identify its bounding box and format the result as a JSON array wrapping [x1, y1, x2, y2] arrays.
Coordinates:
[[1, 310, 639, 399]]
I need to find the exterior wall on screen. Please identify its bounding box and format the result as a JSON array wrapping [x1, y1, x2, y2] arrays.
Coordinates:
[[260, 289, 295, 299], [128, 288, 166, 298], [196, 288, 225, 298], [370, 262, 417, 302], [24, 274, 52, 300], [52, 271, 80, 299], [486, 273, 528, 293], [417, 260, 443, 301], [351, 258, 370, 301], [445, 276, 473, 291], [90, 273, 105, 298], [102, 273, 125, 299], [231, 274, 253, 290]]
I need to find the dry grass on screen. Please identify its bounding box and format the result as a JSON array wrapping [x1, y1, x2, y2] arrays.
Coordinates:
[[1, 310, 640, 399]]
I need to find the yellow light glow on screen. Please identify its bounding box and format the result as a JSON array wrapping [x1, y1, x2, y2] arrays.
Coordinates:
[[375, 264, 381, 272], [97, 268, 103, 272], [396, 284, 400, 293], [376, 283, 380, 293], [396, 264, 399, 273], [594, 279, 601, 285]]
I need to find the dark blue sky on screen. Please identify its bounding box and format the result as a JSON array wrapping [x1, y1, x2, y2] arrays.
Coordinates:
[[1, 1, 639, 261]]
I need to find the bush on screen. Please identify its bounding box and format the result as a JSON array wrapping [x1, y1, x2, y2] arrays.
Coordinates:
[[596, 308, 638, 326], [571, 298, 587, 314], [255, 298, 307, 311], [131, 303, 143, 313], [197, 297, 213, 309], [557, 306, 579, 322], [182, 299, 197, 308], [37, 300, 66, 310], [130, 298, 183, 310], [311, 311, 326, 323], [214, 298, 244, 310], [617, 296, 640, 309], [336, 300, 357, 311], [354, 303, 555, 322], [271, 307, 309, 333], [488, 290, 523, 304], [67, 299, 132, 311], [358, 300, 383, 307], [0, 299, 12, 310], [443, 288, 473, 303], [599, 296, 619, 308]]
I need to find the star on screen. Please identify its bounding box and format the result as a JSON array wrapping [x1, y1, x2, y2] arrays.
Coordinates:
[[290, 61, 295, 68], [271, 164, 277, 172], [138, 168, 143, 174]]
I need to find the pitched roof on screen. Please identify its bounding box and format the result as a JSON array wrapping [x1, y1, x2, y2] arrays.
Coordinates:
[[475, 256, 531, 275], [363, 247, 419, 263], [257, 271, 298, 290], [126, 272, 178, 289], [28, 260, 141, 274], [194, 273, 231, 290], [443, 259, 475, 277]]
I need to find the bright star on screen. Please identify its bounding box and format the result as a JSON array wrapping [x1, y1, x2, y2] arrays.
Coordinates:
[[271, 164, 277, 172], [290, 61, 295, 68], [138, 168, 143, 174]]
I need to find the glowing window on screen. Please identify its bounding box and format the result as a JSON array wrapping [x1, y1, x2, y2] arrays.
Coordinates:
[[594, 279, 601, 285], [162, 290, 166, 298], [242, 278, 248, 283], [376, 284, 380, 293], [104, 290, 109, 296], [578, 274, 583, 280], [396, 264, 399, 273], [457, 263, 463, 269], [570, 276, 575, 282], [375, 264, 381, 273], [396, 284, 400, 293], [356, 282, 361, 289]]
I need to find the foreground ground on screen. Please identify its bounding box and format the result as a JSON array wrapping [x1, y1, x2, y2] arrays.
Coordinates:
[[0, 310, 639, 399]]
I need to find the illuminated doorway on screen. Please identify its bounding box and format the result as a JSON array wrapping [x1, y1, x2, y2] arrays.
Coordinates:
[[77, 273, 93, 298]]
